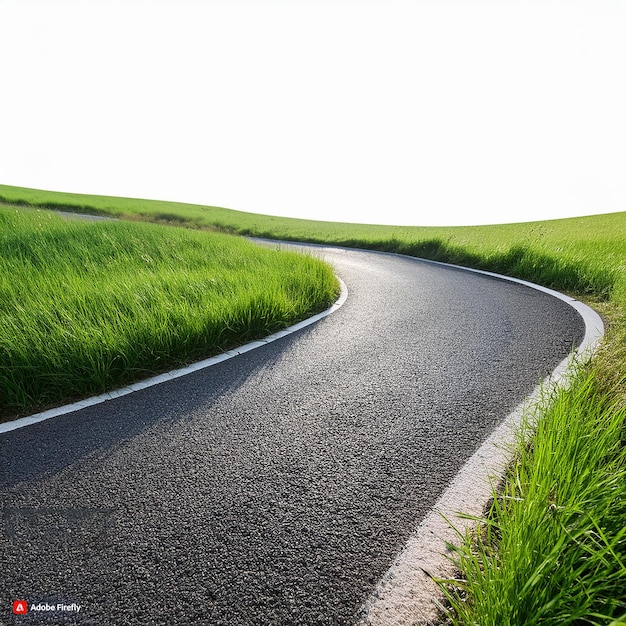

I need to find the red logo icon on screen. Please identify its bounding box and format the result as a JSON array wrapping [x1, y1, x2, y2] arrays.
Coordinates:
[[13, 600, 28, 614]]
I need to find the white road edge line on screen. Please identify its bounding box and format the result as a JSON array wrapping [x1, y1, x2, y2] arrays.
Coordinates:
[[355, 259, 604, 626], [0, 278, 348, 434]]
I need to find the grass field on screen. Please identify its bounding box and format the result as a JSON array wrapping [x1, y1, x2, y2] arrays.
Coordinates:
[[0, 204, 339, 418], [1, 184, 625, 623], [1, 184, 623, 300]]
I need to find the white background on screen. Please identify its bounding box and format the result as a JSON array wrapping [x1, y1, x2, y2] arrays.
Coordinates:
[[1, 0, 624, 226]]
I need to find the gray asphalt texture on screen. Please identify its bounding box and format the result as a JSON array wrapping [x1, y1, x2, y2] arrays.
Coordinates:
[[0, 245, 584, 626]]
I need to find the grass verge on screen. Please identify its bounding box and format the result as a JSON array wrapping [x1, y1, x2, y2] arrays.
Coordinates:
[[0, 204, 339, 420], [440, 370, 626, 625], [1, 185, 625, 621]]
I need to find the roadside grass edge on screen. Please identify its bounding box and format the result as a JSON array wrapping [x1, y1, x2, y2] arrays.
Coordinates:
[[0, 206, 341, 422], [437, 364, 626, 626], [0, 277, 348, 434]]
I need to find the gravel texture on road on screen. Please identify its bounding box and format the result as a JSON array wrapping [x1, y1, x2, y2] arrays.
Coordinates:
[[0, 245, 584, 625]]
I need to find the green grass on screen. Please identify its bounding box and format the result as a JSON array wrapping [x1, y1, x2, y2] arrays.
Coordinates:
[[0, 205, 339, 418], [1, 184, 623, 300], [440, 372, 626, 625], [2, 184, 625, 622]]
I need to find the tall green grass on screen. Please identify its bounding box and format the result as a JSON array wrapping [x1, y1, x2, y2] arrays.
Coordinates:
[[441, 372, 626, 625], [0, 206, 339, 418], [1, 184, 623, 299]]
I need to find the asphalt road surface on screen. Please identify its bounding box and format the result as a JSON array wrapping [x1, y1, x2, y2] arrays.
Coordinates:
[[0, 245, 584, 626]]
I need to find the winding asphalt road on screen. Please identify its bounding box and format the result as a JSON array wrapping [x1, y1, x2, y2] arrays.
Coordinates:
[[1, 244, 584, 625]]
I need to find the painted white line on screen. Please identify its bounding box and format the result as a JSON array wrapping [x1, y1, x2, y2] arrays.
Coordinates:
[[0, 278, 348, 434], [357, 265, 604, 625]]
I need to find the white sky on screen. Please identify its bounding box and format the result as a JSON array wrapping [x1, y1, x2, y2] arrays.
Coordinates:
[[1, 0, 624, 226]]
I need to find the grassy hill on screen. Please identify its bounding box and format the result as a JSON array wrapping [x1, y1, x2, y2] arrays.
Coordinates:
[[1, 184, 623, 300]]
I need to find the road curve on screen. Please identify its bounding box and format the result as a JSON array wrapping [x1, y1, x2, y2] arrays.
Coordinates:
[[0, 244, 584, 625]]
